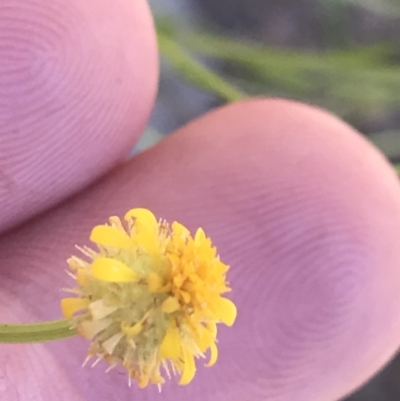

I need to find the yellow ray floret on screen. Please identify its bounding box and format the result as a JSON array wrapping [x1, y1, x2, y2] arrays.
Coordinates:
[[90, 225, 133, 249], [60, 208, 237, 389], [179, 346, 196, 385], [61, 298, 89, 319], [91, 258, 139, 283], [206, 341, 218, 367], [160, 319, 181, 359]]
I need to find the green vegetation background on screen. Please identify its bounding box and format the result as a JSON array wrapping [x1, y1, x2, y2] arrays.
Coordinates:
[[141, 0, 400, 169]]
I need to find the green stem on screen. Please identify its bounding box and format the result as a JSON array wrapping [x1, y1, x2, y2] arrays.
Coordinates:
[[0, 319, 77, 343], [157, 32, 247, 103]]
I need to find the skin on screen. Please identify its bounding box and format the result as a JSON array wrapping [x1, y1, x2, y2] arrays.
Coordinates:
[[1, 1, 400, 400]]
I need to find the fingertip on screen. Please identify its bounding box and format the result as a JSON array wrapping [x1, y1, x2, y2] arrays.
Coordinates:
[[0, 0, 158, 231]]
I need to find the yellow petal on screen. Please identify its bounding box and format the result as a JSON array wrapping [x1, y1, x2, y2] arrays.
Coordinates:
[[91, 257, 139, 282], [194, 228, 206, 245], [213, 297, 237, 326], [132, 232, 160, 259], [148, 272, 163, 292], [179, 347, 196, 385], [195, 262, 208, 280], [61, 298, 89, 318], [121, 321, 143, 338], [124, 208, 158, 231], [90, 225, 133, 248], [180, 290, 191, 304], [121, 311, 151, 338], [190, 323, 214, 352], [206, 322, 217, 338], [205, 341, 218, 367], [173, 274, 184, 288], [160, 319, 181, 359], [161, 297, 180, 313], [214, 261, 230, 275], [172, 221, 190, 238], [124, 209, 162, 258]]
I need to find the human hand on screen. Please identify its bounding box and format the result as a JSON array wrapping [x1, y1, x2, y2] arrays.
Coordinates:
[[1, 1, 400, 401]]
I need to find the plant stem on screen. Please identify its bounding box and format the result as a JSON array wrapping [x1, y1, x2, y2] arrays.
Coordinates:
[[157, 32, 246, 103], [0, 319, 77, 343]]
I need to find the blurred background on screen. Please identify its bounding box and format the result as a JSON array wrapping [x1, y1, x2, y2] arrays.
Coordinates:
[[140, 1, 400, 399]]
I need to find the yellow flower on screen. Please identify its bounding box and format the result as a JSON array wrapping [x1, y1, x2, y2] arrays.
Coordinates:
[[61, 208, 237, 389]]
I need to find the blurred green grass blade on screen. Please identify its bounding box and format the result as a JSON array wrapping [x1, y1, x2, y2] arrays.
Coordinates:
[[157, 31, 246, 103], [178, 32, 394, 70], [175, 31, 395, 80], [172, 30, 400, 109], [157, 18, 400, 108]]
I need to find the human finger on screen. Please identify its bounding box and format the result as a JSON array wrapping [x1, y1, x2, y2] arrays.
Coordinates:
[[0, 0, 158, 232], [1, 99, 400, 401]]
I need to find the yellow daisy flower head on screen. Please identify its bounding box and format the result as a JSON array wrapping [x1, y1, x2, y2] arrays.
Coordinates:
[[61, 208, 237, 389]]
